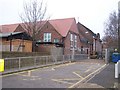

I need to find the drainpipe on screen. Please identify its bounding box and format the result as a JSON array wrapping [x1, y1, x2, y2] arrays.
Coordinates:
[[62, 37, 65, 55], [10, 33, 12, 51], [95, 39, 96, 52], [72, 46, 75, 60]]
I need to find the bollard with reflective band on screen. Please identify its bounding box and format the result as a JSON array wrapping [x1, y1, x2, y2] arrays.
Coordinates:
[[0, 59, 4, 72]]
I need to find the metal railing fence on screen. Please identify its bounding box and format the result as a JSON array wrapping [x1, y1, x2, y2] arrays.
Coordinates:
[[3, 54, 88, 74]]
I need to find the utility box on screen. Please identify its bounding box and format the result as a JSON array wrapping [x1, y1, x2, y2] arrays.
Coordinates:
[[112, 53, 120, 63], [0, 59, 4, 72]]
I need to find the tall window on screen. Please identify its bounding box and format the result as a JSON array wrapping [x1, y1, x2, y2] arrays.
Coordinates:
[[70, 33, 77, 49], [74, 35, 77, 48], [70, 34, 73, 41], [44, 33, 51, 42], [70, 34, 73, 48]]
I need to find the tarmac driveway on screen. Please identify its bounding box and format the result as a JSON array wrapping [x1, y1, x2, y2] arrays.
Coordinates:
[[1, 59, 107, 88]]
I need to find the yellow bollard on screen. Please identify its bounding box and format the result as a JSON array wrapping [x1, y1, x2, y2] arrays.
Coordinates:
[[0, 59, 4, 72]]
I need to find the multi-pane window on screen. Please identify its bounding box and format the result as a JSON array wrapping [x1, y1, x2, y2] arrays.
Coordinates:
[[44, 33, 51, 42], [74, 35, 77, 48], [70, 34, 73, 41], [54, 38, 59, 43], [70, 33, 77, 49], [70, 34, 73, 47]]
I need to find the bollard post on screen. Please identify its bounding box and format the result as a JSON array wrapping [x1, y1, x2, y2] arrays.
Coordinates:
[[105, 49, 109, 64], [115, 62, 118, 78], [0, 59, 4, 72], [115, 60, 120, 78]]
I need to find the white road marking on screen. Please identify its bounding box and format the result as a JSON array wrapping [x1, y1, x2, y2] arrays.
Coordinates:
[[85, 69, 91, 73], [23, 79, 27, 80], [56, 78, 80, 80], [73, 72, 84, 79], [52, 79, 74, 85], [30, 78, 35, 80]]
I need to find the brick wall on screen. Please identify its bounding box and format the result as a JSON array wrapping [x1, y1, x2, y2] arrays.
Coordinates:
[[64, 31, 81, 55], [37, 22, 81, 55], [14, 25, 26, 32], [38, 22, 62, 42]]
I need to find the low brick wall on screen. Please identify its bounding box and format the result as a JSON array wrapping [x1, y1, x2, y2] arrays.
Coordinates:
[[1, 52, 50, 58]]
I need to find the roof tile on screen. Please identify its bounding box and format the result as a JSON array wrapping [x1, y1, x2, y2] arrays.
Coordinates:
[[1, 24, 19, 33], [49, 18, 79, 37]]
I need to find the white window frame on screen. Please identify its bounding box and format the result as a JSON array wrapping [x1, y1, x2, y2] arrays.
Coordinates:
[[74, 35, 77, 48], [44, 33, 51, 42], [70, 33, 74, 48], [54, 38, 59, 43], [70, 33, 73, 41]]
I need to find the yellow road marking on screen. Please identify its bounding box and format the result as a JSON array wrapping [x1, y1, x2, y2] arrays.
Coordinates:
[[0, 71, 28, 78], [38, 78, 41, 80], [18, 71, 32, 77], [113, 82, 119, 88], [51, 68, 55, 70], [68, 64, 107, 88], [0, 62, 74, 78], [52, 62, 75, 69], [52, 79, 74, 85], [73, 72, 84, 79], [85, 64, 108, 83], [31, 76, 39, 78], [30, 78, 36, 80], [28, 71, 31, 76], [20, 74, 39, 78], [85, 64, 102, 73], [56, 78, 80, 80], [23, 79, 27, 80], [22, 78, 41, 81], [85, 69, 91, 73]]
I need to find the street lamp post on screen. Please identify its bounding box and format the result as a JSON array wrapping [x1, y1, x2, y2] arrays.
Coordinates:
[[118, 1, 120, 53]]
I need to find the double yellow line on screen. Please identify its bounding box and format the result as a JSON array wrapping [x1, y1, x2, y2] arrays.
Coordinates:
[[68, 64, 108, 88]]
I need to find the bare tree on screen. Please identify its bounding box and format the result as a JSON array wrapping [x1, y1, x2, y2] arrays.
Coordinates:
[[103, 11, 118, 49], [20, 0, 48, 51]]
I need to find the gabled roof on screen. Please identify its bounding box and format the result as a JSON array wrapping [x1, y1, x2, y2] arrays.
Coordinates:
[[49, 18, 79, 37], [0, 21, 47, 35], [0, 18, 79, 38], [0, 24, 19, 33], [77, 22, 96, 43]]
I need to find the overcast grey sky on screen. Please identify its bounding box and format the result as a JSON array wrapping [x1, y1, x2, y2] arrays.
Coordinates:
[[0, 0, 119, 38]]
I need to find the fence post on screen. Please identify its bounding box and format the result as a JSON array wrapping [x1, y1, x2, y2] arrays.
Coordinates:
[[19, 58, 21, 70], [46, 56, 48, 65], [34, 57, 36, 68], [69, 55, 71, 62], [63, 55, 64, 63]]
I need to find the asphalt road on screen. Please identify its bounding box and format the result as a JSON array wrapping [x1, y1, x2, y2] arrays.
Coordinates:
[[87, 63, 119, 88], [1, 59, 108, 88]]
